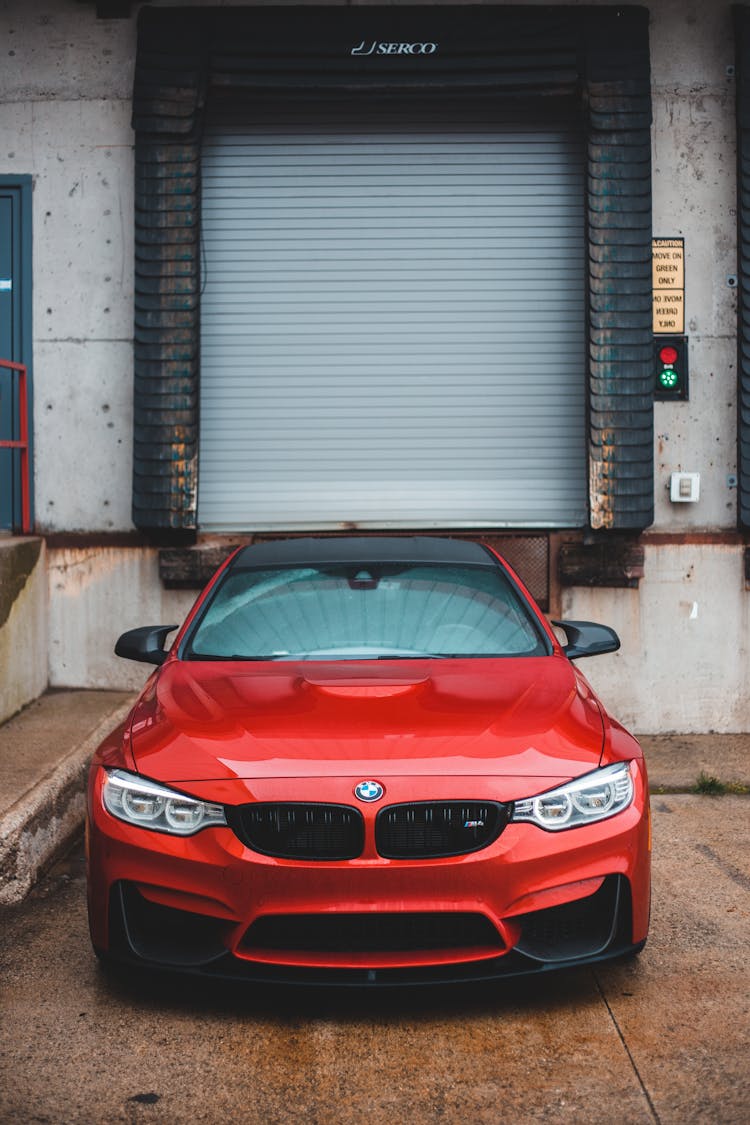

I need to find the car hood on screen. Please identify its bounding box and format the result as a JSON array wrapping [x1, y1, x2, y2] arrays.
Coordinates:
[[127, 657, 605, 790]]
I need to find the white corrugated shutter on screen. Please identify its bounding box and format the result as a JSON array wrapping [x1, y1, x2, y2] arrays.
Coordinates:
[[199, 97, 586, 530]]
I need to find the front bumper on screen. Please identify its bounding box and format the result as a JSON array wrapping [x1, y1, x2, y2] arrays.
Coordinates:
[[87, 765, 650, 986], [100, 873, 643, 986]]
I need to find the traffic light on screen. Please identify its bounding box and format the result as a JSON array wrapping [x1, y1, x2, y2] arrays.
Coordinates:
[[654, 335, 688, 400]]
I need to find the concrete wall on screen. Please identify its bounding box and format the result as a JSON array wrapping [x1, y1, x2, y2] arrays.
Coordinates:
[[0, 0, 748, 731], [1, 0, 739, 535], [0, 538, 48, 723], [649, 0, 737, 531], [0, 2, 136, 534], [47, 547, 195, 692], [564, 544, 749, 733], [562, 0, 747, 730]]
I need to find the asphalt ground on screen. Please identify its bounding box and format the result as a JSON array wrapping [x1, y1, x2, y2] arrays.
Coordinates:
[[1, 793, 748, 1125]]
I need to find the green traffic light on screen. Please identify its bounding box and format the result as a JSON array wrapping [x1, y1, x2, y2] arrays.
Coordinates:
[[654, 336, 688, 400]]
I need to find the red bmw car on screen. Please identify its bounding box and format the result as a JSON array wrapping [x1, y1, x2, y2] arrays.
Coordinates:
[[87, 537, 650, 985]]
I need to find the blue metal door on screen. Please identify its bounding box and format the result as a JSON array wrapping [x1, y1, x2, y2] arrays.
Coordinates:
[[0, 181, 31, 531]]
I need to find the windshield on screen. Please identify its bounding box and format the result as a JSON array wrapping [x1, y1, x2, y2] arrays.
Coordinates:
[[184, 562, 549, 661]]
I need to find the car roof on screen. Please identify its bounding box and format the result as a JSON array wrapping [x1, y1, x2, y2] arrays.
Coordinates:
[[231, 536, 496, 569]]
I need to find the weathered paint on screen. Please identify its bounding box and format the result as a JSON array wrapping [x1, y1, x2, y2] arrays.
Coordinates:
[[588, 457, 615, 531]]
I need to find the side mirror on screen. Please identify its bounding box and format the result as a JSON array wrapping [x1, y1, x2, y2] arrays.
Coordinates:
[[552, 620, 620, 661], [114, 625, 178, 666]]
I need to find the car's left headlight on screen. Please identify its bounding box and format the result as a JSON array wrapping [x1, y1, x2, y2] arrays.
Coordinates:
[[102, 769, 227, 836], [512, 761, 634, 831]]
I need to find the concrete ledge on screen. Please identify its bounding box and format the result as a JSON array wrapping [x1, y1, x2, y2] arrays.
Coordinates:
[[0, 536, 48, 724], [0, 691, 135, 905]]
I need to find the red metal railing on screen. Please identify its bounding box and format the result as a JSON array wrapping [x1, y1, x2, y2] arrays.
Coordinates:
[[0, 358, 31, 533]]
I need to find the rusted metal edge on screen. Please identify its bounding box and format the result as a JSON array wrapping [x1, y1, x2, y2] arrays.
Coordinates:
[[558, 539, 645, 589]]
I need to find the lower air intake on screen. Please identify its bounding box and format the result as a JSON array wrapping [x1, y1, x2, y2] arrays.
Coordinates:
[[242, 912, 502, 954], [515, 876, 623, 962]]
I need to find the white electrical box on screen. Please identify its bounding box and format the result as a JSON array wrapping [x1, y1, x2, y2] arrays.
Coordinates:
[[670, 471, 700, 503]]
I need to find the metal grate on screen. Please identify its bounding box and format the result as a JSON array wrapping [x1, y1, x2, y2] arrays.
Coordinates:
[[227, 803, 364, 860], [375, 801, 509, 859], [479, 535, 549, 609], [242, 912, 502, 954]]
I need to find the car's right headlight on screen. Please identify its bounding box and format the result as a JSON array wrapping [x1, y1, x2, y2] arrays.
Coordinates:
[[102, 769, 227, 836], [511, 761, 634, 831]]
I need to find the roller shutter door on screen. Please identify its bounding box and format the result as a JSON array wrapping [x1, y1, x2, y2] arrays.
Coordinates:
[[199, 97, 586, 531]]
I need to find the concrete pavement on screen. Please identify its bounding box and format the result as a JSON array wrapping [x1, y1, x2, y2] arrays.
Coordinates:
[[0, 690, 748, 1122], [0, 794, 748, 1123], [638, 732, 750, 792], [0, 688, 748, 904]]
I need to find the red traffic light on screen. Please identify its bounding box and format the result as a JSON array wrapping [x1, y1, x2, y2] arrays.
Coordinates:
[[659, 345, 679, 365]]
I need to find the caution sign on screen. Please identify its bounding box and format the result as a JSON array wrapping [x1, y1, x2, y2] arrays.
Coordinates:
[[652, 238, 685, 333]]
